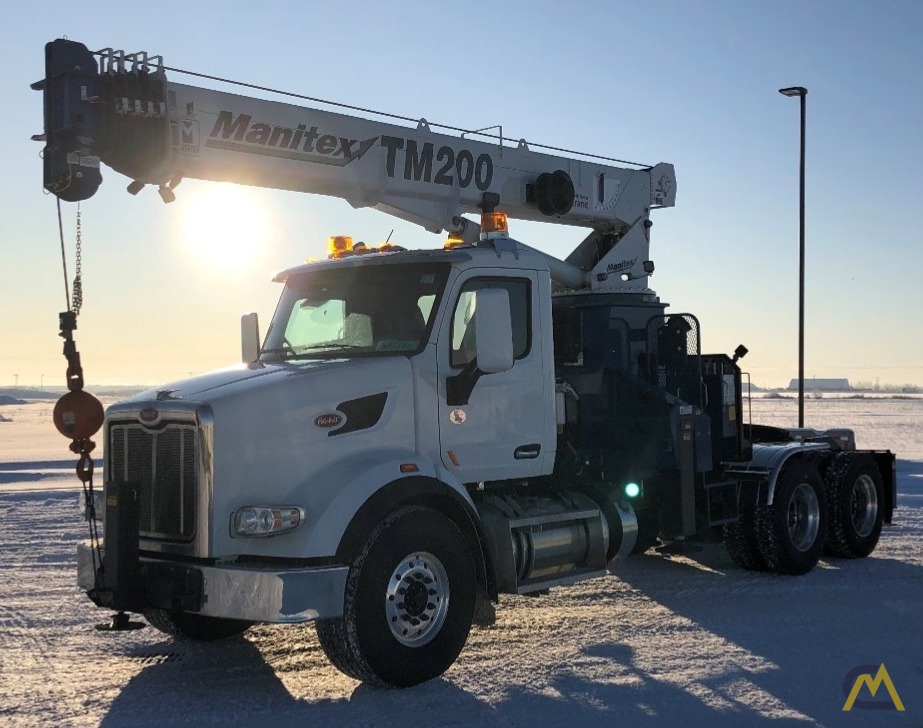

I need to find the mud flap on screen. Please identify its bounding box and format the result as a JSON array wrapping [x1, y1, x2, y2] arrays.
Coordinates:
[[870, 451, 897, 524]]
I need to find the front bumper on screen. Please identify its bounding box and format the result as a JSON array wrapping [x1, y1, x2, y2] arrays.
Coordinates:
[[77, 544, 347, 623]]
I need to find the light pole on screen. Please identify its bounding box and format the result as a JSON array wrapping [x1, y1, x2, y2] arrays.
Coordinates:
[[779, 85, 807, 428]]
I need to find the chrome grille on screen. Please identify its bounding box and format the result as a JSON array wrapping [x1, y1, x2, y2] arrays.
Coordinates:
[[108, 422, 197, 541]]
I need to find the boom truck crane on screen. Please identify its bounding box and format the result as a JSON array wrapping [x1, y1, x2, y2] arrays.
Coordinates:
[[35, 39, 896, 688]]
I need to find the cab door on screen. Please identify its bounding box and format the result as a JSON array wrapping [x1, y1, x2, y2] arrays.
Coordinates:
[[436, 270, 551, 482]]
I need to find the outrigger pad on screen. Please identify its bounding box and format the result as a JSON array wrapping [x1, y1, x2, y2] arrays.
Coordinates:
[[95, 611, 145, 632]]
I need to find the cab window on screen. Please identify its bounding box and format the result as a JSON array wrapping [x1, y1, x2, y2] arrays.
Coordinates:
[[450, 278, 530, 368]]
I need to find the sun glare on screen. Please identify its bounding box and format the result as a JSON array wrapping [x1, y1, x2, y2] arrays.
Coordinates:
[[182, 185, 267, 269]]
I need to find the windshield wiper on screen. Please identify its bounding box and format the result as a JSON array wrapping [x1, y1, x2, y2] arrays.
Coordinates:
[[298, 343, 366, 352], [261, 343, 367, 361]]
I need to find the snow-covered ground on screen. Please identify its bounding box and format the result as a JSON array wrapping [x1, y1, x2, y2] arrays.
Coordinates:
[[1, 397, 920, 727]]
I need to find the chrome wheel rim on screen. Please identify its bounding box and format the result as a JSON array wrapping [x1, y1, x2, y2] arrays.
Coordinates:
[[850, 474, 878, 537], [385, 551, 449, 647], [787, 483, 821, 552]]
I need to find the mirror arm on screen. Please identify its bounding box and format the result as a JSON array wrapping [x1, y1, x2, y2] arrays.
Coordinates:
[[446, 359, 483, 406]]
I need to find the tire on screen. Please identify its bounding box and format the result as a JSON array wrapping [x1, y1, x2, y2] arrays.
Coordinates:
[[315, 618, 364, 681], [724, 505, 767, 571], [144, 609, 252, 641], [315, 506, 476, 687], [755, 460, 827, 575], [824, 453, 885, 558]]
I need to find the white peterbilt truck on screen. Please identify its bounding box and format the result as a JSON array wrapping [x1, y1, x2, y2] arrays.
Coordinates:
[[35, 39, 895, 687]]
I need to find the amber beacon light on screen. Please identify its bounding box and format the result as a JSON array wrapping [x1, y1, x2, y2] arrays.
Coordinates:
[[328, 235, 354, 258]]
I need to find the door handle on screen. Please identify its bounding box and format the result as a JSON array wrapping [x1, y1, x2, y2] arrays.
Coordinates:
[[514, 444, 541, 460]]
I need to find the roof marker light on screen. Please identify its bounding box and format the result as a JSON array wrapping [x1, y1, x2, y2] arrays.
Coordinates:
[[444, 232, 465, 249]]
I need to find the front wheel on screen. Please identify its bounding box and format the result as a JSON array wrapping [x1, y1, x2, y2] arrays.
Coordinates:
[[315, 506, 476, 687]]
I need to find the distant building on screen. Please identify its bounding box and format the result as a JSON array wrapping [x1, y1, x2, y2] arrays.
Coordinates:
[[787, 378, 851, 392]]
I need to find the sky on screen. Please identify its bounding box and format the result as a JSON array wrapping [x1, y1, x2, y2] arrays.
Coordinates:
[[1, 0, 921, 388]]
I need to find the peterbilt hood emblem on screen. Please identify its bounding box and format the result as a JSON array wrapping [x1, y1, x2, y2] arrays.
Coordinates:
[[139, 408, 160, 424], [314, 413, 343, 429]]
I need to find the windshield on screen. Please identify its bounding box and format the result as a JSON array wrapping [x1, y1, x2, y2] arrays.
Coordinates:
[[261, 261, 450, 361]]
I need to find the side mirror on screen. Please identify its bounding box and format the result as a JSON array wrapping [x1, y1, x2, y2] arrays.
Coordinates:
[[473, 288, 514, 374], [241, 312, 260, 364]]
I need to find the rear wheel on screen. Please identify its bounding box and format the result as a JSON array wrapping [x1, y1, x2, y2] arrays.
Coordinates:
[[824, 453, 885, 558], [755, 460, 827, 575], [314, 506, 476, 687], [144, 609, 252, 641], [724, 504, 767, 571]]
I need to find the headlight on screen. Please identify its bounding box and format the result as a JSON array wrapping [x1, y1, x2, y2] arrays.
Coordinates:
[[232, 506, 305, 538]]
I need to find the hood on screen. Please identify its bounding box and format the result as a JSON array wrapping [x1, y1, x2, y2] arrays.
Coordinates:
[[106, 354, 420, 562], [118, 360, 347, 404]]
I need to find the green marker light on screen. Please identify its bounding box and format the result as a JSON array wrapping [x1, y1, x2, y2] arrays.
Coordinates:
[[624, 482, 641, 498]]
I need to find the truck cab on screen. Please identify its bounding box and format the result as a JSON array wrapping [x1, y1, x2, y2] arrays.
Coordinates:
[[81, 238, 561, 667]]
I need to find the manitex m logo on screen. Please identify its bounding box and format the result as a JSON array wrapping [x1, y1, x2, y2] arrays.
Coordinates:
[[842, 664, 904, 711]]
